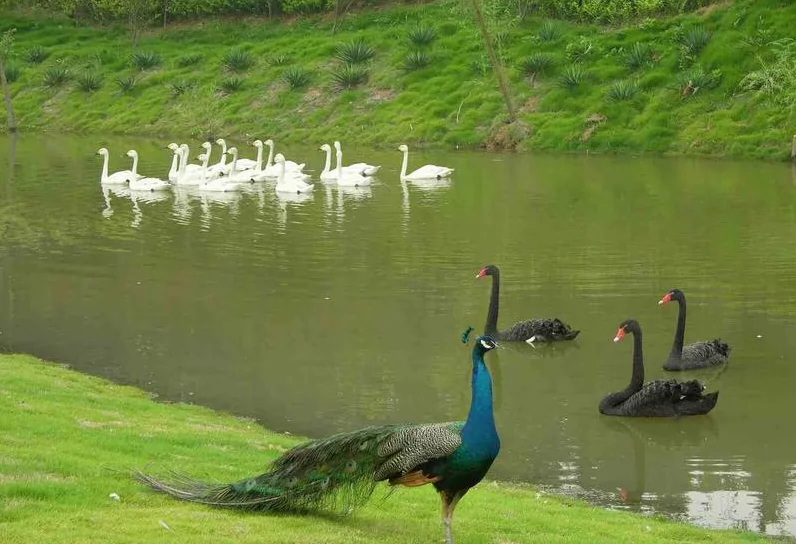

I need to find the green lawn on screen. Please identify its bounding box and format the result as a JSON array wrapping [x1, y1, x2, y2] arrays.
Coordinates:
[[1, 0, 795, 159], [0, 353, 780, 543]]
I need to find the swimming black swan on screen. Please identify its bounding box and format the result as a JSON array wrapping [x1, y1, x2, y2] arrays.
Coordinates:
[[599, 319, 719, 417], [476, 264, 579, 343], [659, 289, 730, 371]]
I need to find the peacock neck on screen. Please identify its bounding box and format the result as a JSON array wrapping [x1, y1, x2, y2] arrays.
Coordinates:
[[600, 327, 644, 411], [461, 350, 498, 447], [668, 296, 687, 360], [484, 271, 500, 336]]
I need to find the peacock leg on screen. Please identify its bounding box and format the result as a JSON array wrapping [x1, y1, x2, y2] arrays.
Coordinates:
[[440, 490, 464, 544]]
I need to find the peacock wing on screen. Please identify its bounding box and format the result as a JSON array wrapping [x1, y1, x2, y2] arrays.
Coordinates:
[[374, 422, 464, 481]]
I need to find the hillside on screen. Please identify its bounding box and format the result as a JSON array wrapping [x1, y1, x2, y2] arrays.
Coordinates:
[[1, 0, 794, 159]]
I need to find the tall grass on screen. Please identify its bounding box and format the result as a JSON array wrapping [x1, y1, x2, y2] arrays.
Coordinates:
[[336, 39, 375, 64]]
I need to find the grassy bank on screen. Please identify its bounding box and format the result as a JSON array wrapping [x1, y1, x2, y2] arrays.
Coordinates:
[[1, 0, 795, 159], [0, 0, 796, 159], [0, 352, 779, 543]]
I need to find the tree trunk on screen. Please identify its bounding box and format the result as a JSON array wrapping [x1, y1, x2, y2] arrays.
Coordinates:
[[0, 56, 17, 133], [470, 0, 516, 122]]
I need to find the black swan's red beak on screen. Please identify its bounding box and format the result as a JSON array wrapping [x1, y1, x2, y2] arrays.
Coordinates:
[[658, 293, 672, 305], [476, 268, 487, 279], [613, 328, 626, 342]]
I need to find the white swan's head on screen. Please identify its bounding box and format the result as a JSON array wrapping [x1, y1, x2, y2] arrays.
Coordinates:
[[398, 144, 409, 152], [96, 147, 109, 156], [264, 139, 274, 147], [274, 153, 285, 164], [253, 140, 263, 147], [320, 143, 331, 151], [333, 141, 342, 150], [227, 147, 238, 155], [215, 138, 226, 147], [201, 142, 212, 150], [167, 142, 179, 151], [178, 144, 189, 152], [198, 153, 208, 162], [126, 150, 138, 158]]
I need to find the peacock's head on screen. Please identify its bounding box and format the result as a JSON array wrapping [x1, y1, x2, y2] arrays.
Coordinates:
[[658, 288, 684, 305], [475, 264, 498, 279], [613, 319, 640, 342], [474, 335, 498, 353]]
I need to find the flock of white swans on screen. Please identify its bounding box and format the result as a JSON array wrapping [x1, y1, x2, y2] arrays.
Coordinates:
[[96, 139, 454, 194]]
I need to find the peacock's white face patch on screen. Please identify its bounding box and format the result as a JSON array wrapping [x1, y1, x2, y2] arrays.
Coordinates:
[[480, 339, 494, 350]]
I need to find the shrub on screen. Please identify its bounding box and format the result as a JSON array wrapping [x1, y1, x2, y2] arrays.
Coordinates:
[[332, 65, 368, 90], [269, 54, 290, 66], [218, 76, 244, 93], [335, 39, 375, 65], [676, 25, 711, 61], [223, 50, 254, 73], [407, 25, 436, 48], [130, 51, 161, 70], [677, 65, 722, 98], [282, 67, 311, 89], [558, 65, 588, 89], [177, 54, 201, 68], [403, 51, 431, 72], [4, 65, 20, 83], [606, 79, 638, 101], [520, 53, 555, 78], [76, 71, 102, 92], [624, 42, 655, 71], [116, 75, 139, 94], [24, 46, 48, 64], [43, 67, 71, 87], [537, 20, 561, 42], [566, 37, 595, 63], [738, 38, 796, 105]]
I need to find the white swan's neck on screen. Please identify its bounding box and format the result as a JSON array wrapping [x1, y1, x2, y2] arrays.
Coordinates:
[[400, 148, 409, 179], [229, 151, 238, 172], [219, 140, 227, 154], [130, 154, 139, 176], [265, 143, 274, 168], [336, 151, 343, 178], [322, 147, 331, 174], [214, 149, 226, 169], [200, 155, 209, 184], [277, 161, 285, 185], [255, 145, 264, 170], [100, 153, 109, 183], [169, 153, 179, 178]]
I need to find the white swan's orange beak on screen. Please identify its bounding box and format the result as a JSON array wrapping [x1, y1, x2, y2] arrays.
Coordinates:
[[613, 328, 626, 342], [658, 293, 672, 305], [476, 268, 487, 279]]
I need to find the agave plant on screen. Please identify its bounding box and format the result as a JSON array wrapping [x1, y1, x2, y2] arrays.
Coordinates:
[[335, 39, 375, 65], [332, 65, 368, 90], [282, 68, 311, 90]]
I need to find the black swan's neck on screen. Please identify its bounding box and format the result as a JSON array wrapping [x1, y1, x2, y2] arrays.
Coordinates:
[[484, 271, 500, 335], [668, 297, 687, 360], [600, 327, 644, 411]]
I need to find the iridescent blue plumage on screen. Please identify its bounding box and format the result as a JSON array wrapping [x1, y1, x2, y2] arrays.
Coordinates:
[[135, 336, 500, 544]]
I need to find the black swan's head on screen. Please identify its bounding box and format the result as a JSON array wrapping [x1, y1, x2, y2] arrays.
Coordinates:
[[473, 335, 498, 354], [476, 264, 499, 279], [658, 288, 684, 305], [613, 319, 640, 342]]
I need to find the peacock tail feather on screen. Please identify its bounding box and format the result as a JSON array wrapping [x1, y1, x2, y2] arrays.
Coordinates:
[[135, 421, 464, 514]]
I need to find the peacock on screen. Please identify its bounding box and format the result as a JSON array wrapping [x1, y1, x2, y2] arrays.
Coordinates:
[[134, 335, 501, 544]]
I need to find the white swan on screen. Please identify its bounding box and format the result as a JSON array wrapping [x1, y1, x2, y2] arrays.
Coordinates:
[[262, 139, 307, 178], [335, 148, 372, 187], [207, 138, 229, 177], [166, 143, 182, 182], [225, 147, 257, 183], [97, 147, 139, 184], [231, 142, 258, 172], [275, 153, 314, 193], [333, 141, 381, 176], [178, 144, 204, 176], [197, 153, 243, 193], [125, 150, 172, 191], [318, 143, 369, 182], [398, 144, 453, 180]]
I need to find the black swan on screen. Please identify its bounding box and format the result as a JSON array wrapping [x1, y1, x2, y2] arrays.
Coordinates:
[[599, 319, 719, 417], [659, 289, 730, 371], [476, 264, 579, 343]]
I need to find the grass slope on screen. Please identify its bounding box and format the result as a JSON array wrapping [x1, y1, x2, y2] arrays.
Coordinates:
[[0, 353, 780, 543], [1, 0, 795, 159]]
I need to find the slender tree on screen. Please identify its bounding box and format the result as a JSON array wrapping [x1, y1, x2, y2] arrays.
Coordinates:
[[0, 28, 17, 133], [470, 0, 516, 122]]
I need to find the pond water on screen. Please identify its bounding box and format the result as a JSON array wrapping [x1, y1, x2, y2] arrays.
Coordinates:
[[1, 134, 796, 537]]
